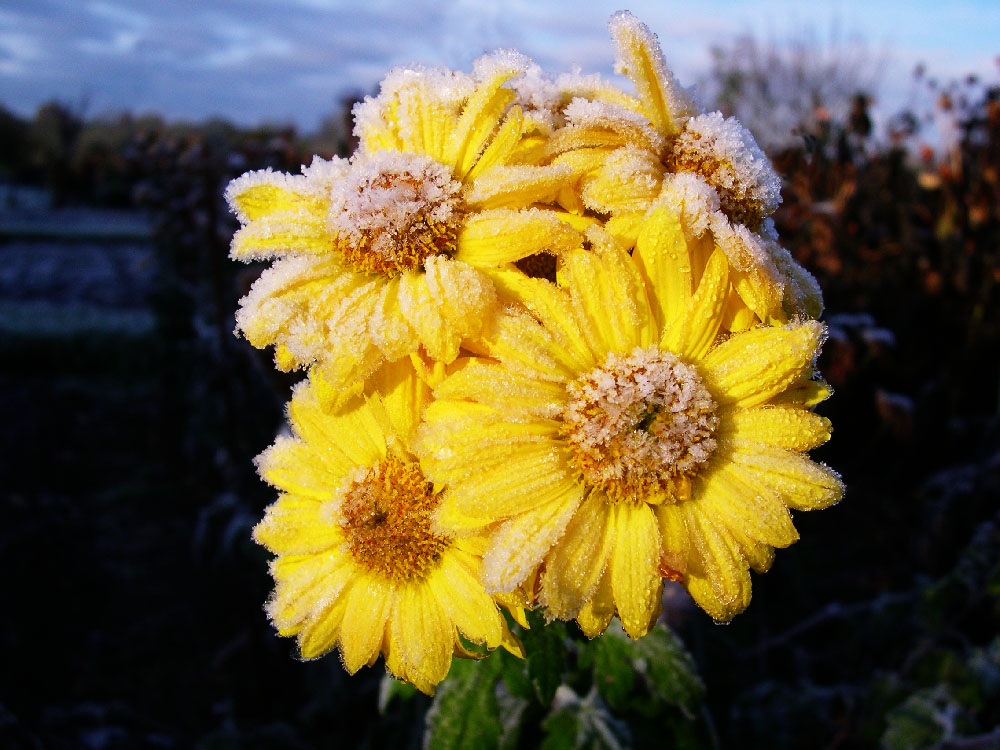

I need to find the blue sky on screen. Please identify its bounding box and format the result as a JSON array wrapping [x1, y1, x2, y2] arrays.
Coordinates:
[[1, 0, 997, 131]]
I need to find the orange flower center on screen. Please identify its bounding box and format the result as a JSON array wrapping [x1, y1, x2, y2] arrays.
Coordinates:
[[562, 347, 718, 503], [329, 152, 462, 276], [339, 455, 448, 582]]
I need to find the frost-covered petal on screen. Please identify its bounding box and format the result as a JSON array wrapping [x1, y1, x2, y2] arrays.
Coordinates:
[[390, 581, 453, 693], [429, 550, 503, 648], [455, 208, 583, 266], [701, 320, 825, 408], [608, 11, 699, 136], [541, 491, 614, 620], [609, 502, 662, 639], [339, 575, 393, 673], [681, 503, 751, 622], [660, 245, 729, 361], [480, 486, 585, 593]]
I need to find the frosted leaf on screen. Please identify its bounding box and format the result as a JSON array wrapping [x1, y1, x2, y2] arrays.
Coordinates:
[[608, 11, 700, 135], [668, 112, 781, 227]]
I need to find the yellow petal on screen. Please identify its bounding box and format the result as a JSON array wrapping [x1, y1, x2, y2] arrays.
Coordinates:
[[681, 503, 751, 622], [730, 444, 844, 511], [466, 105, 524, 180], [338, 575, 393, 673], [480, 486, 585, 593], [396, 268, 462, 362], [253, 496, 343, 555], [661, 245, 729, 360], [464, 164, 571, 209], [447, 70, 518, 179], [698, 467, 799, 548], [294, 573, 354, 655], [560, 244, 654, 354], [391, 582, 453, 693], [370, 275, 418, 360], [434, 358, 568, 418], [608, 11, 697, 136], [256, 436, 350, 498], [230, 213, 332, 260], [365, 357, 431, 445], [701, 320, 825, 408], [609, 502, 662, 639], [541, 492, 614, 620], [268, 554, 353, 635], [580, 146, 664, 215], [604, 212, 645, 250], [456, 208, 583, 266], [722, 406, 832, 452], [655, 503, 689, 578], [482, 309, 579, 381], [289, 382, 386, 468], [225, 169, 328, 223], [634, 206, 692, 330], [576, 568, 615, 638], [487, 269, 597, 372], [422, 256, 497, 344], [435, 445, 580, 529], [771, 377, 833, 408], [430, 551, 502, 648]]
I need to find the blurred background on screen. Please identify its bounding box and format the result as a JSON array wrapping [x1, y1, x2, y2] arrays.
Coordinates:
[[1, 1, 998, 748]]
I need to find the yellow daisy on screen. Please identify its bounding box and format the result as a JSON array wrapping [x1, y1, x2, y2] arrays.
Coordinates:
[[542, 11, 822, 325], [415, 214, 843, 639], [252, 359, 521, 694], [226, 54, 582, 410]]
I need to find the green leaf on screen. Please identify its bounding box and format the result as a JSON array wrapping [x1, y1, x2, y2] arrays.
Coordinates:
[[541, 687, 632, 750], [881, 687, 951, 750], [499, 647, 536, 702], [424, 656, 504, 750], [377, 673, 418, 714], [521, 609, 569, 705], [590, 632, 637, 711], [634, 623, 705, 719]]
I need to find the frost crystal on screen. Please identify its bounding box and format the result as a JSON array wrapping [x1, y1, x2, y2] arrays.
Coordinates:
[[328, 151, 463, 276], [668, 111, 782, 227], [563, 347, 718, 501]]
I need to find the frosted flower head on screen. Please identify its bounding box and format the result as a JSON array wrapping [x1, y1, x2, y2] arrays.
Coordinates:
[[667, 112, 782, 228], [563, 347, 719, 502], [328, 151, 463, 277]]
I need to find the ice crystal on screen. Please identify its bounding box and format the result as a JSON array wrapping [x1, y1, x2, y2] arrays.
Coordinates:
[[563, 347, 718, 501], [668, 111, 782, 227]]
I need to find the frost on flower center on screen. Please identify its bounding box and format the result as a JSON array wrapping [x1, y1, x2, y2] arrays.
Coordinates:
[[328, 152, 463, 277], [338, 455, 448, 582], [562, 347, 718, 503], [665, 112, 781, 229]]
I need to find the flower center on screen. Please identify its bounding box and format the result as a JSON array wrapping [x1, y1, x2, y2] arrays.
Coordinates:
[[338, 455, 448, 582], [562, 347, 718, 503], [328, 152, 463, 276], [665, 112, 781, 230]]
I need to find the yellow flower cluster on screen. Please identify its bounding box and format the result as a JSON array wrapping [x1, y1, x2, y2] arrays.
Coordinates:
[[230, 12, 843, 694]]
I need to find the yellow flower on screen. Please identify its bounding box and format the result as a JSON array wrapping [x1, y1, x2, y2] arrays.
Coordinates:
[[252, 359, 522, 694], [226, 54, 582, 410], [415, 215, 843, 639], [543, 11, 822, 325]]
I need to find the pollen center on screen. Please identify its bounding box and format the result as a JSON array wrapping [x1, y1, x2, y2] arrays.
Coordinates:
[[338, 455, 448, 582], [562, 347, 719, 503], [329, 152, 463, 276]]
